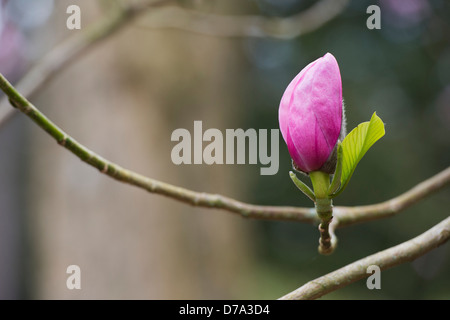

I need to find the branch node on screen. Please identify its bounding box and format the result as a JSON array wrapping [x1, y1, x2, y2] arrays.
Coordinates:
[[57, 134, 68, 146]]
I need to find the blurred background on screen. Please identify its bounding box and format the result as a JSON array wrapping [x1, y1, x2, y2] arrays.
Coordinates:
[[0, 0, 449, 299]]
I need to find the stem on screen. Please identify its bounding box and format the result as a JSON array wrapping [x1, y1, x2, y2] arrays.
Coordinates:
[[309, 171, 330, 199], [315, 198, 335, 254], [309, 171, 336, 254]]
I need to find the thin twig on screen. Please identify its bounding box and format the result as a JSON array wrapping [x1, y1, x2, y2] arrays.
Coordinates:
[[0, 0, 170, 129], [279, 216, 450, 300], [137, 0, 350, 39]]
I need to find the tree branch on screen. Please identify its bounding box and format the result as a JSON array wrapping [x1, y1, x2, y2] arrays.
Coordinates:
[[137, 0, 349, 39], [0, 71, 449, 229], [334, 166, 450, 227], [279, 216, 450, 300], [0, 72, 317, 223]]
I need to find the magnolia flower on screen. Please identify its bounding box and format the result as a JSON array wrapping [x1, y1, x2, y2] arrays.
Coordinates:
[[279, 52, 344, 174]]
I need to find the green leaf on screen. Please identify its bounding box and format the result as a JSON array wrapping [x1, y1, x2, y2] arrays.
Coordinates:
[[332, 112, 385, 197], [289, 171, 316, 202]]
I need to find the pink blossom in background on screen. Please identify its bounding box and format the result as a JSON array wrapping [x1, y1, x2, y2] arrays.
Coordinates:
[[0, 22, 25, 80], [380, 0, 431, 27]]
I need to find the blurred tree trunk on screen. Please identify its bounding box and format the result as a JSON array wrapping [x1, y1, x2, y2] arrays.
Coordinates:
[[25, 0, 253, 299]]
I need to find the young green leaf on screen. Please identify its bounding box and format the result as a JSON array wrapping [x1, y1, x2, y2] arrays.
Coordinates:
[[331, 112, 385, 197]]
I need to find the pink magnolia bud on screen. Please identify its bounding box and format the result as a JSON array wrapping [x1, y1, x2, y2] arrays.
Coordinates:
[[279, 53, 343, 174]]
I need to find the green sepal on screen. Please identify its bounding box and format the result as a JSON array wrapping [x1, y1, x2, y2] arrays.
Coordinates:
[[289, 171, 316, 202]]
